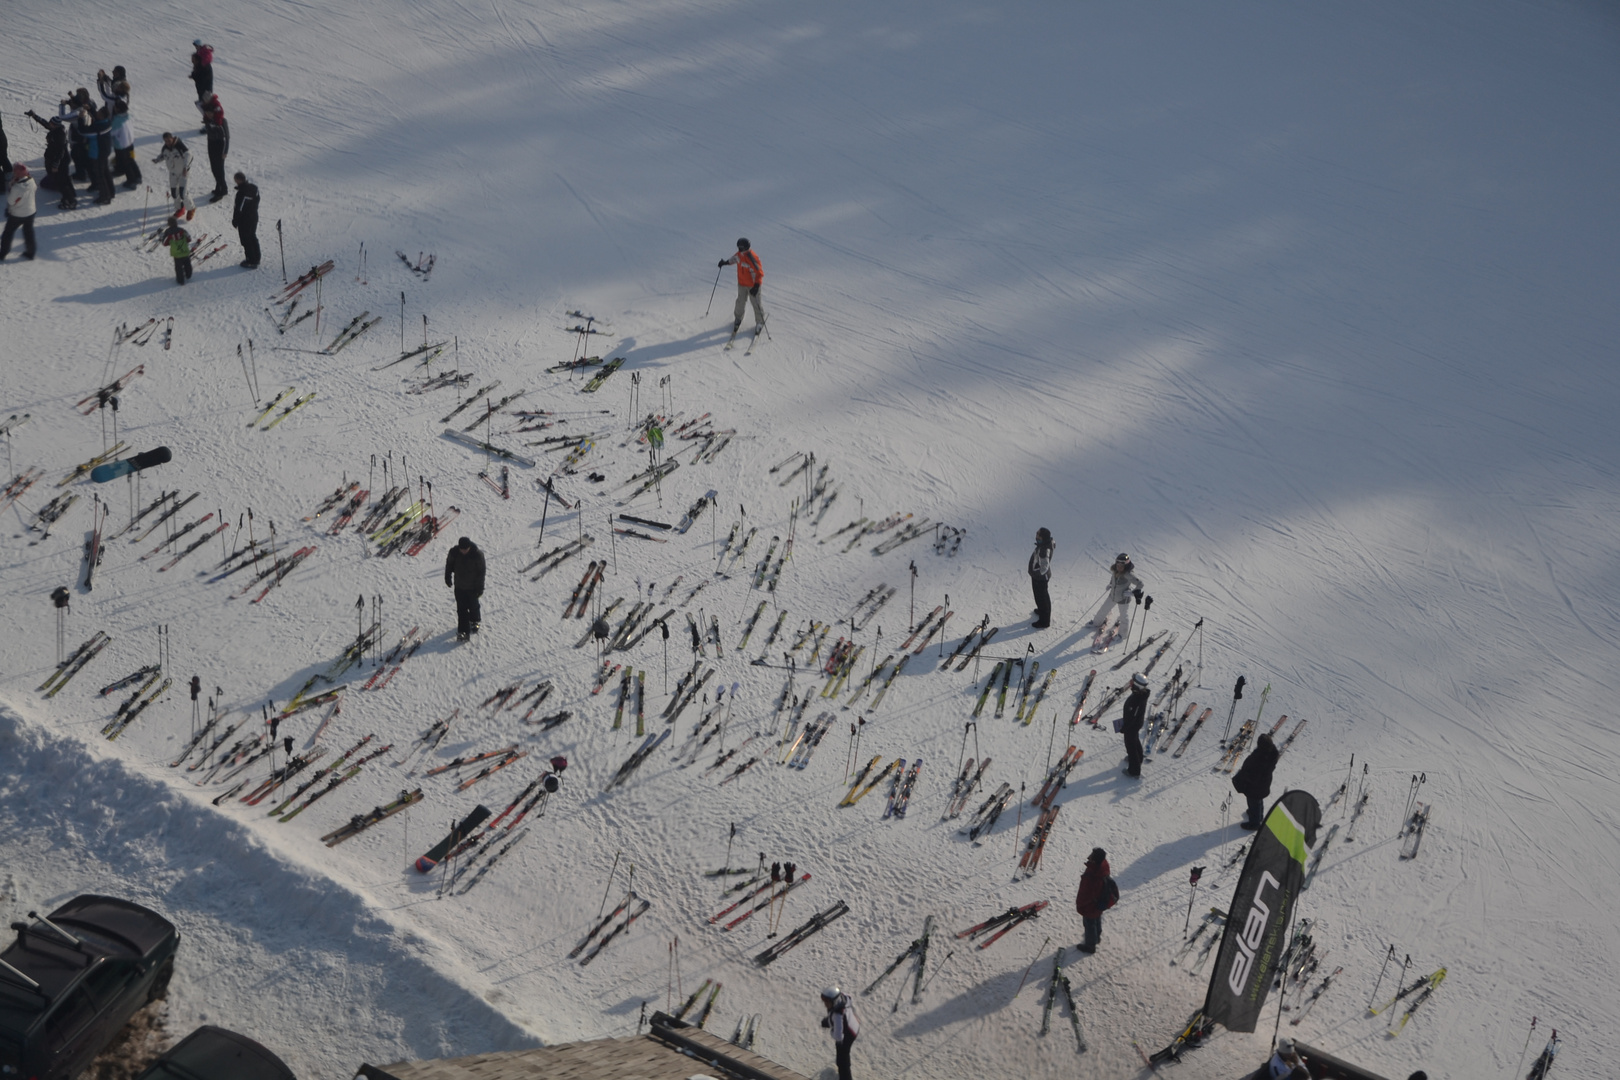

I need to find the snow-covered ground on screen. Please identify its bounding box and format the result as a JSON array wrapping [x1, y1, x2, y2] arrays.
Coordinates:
[[3, 1, 1617, 1078]]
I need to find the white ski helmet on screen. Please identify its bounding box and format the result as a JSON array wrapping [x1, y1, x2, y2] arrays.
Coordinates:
[[820, 986, 841, 1001], [1132, 673, 1149, 689]]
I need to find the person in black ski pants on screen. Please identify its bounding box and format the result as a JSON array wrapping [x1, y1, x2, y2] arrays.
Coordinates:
[[1121, 672, 1149, 777], [1232, 732, 1280, 830], [819, 987, 859, 1080], [444, 537, 486, 639], [25, 112, 75, 209], [231, 171, 259, 268], [1028, 527, 1053, 628]]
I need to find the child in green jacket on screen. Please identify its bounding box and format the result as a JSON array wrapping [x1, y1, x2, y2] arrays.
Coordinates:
[[162, 214, 192, 284]]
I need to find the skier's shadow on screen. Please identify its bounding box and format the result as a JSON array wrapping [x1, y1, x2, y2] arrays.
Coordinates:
[[1055, 755, 1143, 806], [889, 965, 1024, 1037], [1111, 827, 1228, 891]]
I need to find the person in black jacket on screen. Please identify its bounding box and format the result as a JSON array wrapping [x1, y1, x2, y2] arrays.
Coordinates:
[[0, 113, 9, 187], [1028, 527, 1053, 628], [24, 112, 75, 209], [444, 537, 486, 640], [1232, 732, 1280, 830], [201, 95, 229, 200], [231, 172, 259, 268], [1121, 672, 1149, 777]]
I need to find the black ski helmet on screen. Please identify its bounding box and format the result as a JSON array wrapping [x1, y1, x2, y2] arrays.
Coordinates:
[[736, 238, 750, 251]]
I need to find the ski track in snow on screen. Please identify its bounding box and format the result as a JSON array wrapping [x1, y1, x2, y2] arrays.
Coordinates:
[[2, 1, 1618, 1078]]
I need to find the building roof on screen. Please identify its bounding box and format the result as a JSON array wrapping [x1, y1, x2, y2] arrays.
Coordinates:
[[359, 1016, 812, 1080]]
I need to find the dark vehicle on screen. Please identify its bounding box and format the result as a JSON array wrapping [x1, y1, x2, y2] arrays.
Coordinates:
[[0, 895, 179, 1080], [135, 1025, 296, 1080]]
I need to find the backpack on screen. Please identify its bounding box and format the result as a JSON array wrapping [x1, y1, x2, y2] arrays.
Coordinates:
[[1101, 876, 1120, 911]]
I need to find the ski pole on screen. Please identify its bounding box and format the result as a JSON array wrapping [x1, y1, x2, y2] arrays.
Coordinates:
[[597, 850, 622, 917], [703, 262, 723, 318], [723, 823, 735, 878], [1135, 595, 1153, 654], [1014, 936, 1051, 998], [1183, 866, 1204, 934], [276, 219, 286, 282], [1221, 675, 1246, 746], [1514, 1016, 1538, 1079]]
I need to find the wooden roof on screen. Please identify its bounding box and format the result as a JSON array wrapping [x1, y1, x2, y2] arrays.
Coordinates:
[[359, 1020, 812, 1080]]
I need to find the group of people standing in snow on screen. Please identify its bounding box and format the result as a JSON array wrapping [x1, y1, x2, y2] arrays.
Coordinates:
[[1, 39, 260, 274]]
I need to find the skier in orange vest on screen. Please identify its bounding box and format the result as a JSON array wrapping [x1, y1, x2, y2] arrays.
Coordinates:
[[719, 237, 766, 342]]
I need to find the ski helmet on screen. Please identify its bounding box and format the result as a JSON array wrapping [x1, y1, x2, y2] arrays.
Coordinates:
[[820, 986, 841, 1001], [737, 238, 750, 251], [1132, 673, 1149, 689], [12, 163, 28, 179], [1116, 552, 1129, 564]]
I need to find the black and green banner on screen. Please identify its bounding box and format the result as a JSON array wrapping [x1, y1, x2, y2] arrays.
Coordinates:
[[1203, 789, 1321, 1032]]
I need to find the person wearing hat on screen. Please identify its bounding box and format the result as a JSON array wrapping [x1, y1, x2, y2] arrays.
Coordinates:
[[444, 536, 487, 641], [1, 164, 39, 261], [1262, 1036, 1304, 1079], [719, 237, 765, 342], [189, 41, 215, 120], [153, 132, 196, 219], [818, 986, 859, 1080], [1028, 527, 1054, 628], [1232, 731, 1280, 830], [231, 171, 260, 268], [1121, 671, 1150, 777], [201, 94, 229, 200], [1093, 552, 1144, 645], [1073, 847, 1114, 953], [24, 110, 75, 208], [161, 213, 193, 284], [109, 101, 140, 189]]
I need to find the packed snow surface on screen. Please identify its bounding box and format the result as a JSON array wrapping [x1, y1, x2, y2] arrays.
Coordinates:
[[2, 1, 1617, 1078]]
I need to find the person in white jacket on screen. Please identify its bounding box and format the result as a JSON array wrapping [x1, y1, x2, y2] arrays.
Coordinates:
[[152, 132, 195, 218], [109, 101, 140, 188], [1, 164, 39, 261], [1092, 552, 1143, 642]]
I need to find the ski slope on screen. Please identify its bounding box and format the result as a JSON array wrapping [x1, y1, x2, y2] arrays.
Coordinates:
[[2, 1, 1616, 1077]]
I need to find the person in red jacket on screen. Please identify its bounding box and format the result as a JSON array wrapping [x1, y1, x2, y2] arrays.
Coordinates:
[[719, 237, 765, 340], [1074, 847, 1112, 953]]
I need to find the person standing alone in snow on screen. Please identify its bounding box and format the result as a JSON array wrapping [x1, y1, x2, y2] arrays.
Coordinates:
[[1029, 527, 1054, 628], [1, 164, 39, 261], [231, 171, 259, 268], [1120, 671, 1149, 777], [444, 536, 486, 641], [719, 237, 765, 341], [818, 986, 859, 1080], [1093, 552, 1143, 645], [1073, 847, 1116, 953], [1232, 732, 1280, 830]]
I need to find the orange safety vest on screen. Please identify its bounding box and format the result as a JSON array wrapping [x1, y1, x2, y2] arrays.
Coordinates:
[[734, 250, 763, 287]]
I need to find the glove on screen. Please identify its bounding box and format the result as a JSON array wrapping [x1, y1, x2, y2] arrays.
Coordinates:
[[749, 284, 760, 296], [820, 1017, 831, 1029], [718, 259, 727, 268], [1132, 588, 1143, 602]]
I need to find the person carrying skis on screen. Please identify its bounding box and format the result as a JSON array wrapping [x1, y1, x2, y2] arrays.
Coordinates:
[[231, 171, 260, 268], [1073, 847, 1115, 953], [1232, 732, 1279, 830], [818, 986, 859, 1080], [189, 41, 214, 119], [1120, 671, 1149, 777], [1028, 527, 1054, 628], [444, 536, 486, 640], [1093, 552, 1143, 642], [153, 132, 195, 219], [162, 214, 193, 284], [1, 164, 39, 262], [719, 237, 765, 339]]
